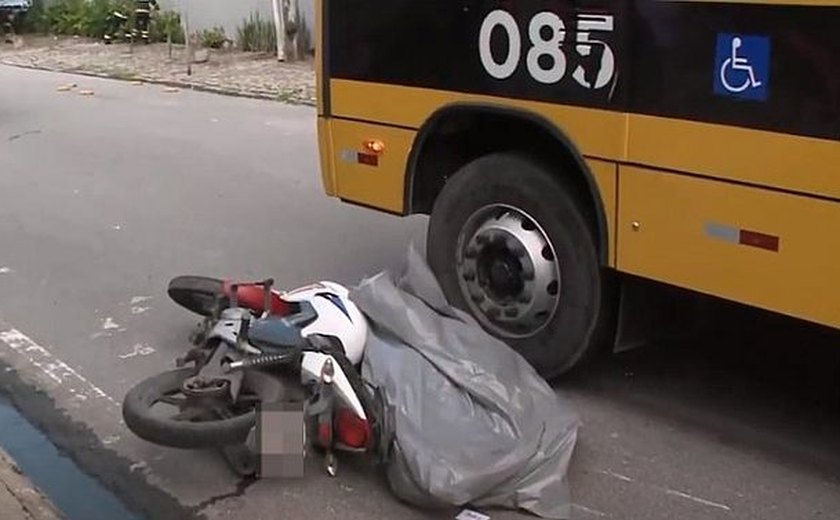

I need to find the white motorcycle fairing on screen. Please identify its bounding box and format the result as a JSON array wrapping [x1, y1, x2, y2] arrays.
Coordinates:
[[280, 281, 369, 420]]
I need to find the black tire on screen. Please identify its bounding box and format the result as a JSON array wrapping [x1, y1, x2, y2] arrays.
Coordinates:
[[167, 276, 226, 316], [122, 367, 300, 449], [427, 152, 611, 378]]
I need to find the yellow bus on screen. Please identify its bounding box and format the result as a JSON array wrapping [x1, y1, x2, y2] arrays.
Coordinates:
[[314, 0, 840, 377]]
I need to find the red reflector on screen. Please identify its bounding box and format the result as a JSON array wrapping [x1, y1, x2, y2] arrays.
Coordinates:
[[335, 408, 369, 448], [739, 229, 780, 252], [357, 152, 379, 166]]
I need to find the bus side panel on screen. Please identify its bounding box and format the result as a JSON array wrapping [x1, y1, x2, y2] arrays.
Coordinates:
[[329, 119, 415, 213], [616, 166, 840, 329], [627, 115, 840, 201]]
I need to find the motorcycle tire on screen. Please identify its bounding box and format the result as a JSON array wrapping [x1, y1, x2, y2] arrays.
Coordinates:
[[167, 275, 227, 316], [122, 367, 303, 449]]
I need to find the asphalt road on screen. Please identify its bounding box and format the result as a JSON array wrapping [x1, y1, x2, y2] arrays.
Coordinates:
[[1, 65, 839, 520]]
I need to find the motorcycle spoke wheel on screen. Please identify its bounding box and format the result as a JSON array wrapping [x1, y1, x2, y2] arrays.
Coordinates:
[[172, 407, 207, 422], [123, 368, 305, 449]]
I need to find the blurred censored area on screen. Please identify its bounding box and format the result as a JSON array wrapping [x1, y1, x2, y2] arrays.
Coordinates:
[[253, 401, 305, 478]]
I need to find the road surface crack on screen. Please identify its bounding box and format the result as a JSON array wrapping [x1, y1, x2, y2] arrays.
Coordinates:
[[7, 130, 42, 142], [189, 476, 258, 514]]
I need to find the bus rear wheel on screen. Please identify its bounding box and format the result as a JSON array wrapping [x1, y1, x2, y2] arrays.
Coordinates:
[[427, 152, 607, 378]]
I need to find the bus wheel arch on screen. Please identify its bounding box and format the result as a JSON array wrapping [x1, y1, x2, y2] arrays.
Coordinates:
[[407, 105, 615, 378], [406, 104, 609, 266]]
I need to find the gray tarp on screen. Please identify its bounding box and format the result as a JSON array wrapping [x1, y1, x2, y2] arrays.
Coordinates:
[[350, 245, 580, 519]]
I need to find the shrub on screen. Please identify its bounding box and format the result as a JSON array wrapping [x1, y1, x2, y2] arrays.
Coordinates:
[[33, 0, 132, 38], [149, 9, 184, 44], [197, 25, 225, 49], [21, 0, 181, 42], [15, 0, 49, 33], [43, 0, 89, 35], [235, 11, 275, 53]]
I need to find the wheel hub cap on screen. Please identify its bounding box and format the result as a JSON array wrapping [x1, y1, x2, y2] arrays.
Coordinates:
[[457, 205, 561, 338]]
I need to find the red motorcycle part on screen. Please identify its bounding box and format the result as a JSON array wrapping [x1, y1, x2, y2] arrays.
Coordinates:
[[335, 408, 370, 449], [222, 281, 291, 316]]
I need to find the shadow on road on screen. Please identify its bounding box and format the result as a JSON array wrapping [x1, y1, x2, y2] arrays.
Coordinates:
[[564, 293, 840, 479]]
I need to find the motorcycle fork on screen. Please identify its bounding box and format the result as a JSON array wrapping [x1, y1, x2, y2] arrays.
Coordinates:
[[305, 357, 339, 476]]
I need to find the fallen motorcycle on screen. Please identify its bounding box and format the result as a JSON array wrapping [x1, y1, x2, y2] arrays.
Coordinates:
[[121, 275, 381, 477]]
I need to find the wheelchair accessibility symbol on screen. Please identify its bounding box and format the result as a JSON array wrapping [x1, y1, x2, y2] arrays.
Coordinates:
[[713, 34, 770, 101]]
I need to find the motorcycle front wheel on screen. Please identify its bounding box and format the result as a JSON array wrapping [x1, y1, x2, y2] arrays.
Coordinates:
[[122, 367, 303, 449]]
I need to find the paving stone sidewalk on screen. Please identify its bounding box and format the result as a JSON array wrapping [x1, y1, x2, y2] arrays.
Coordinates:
[[0, 447, 63, 520], [0, 36, 315, 105]]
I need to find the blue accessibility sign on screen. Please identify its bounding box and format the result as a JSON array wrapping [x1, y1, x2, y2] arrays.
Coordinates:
[[713, 33, 771, 101]]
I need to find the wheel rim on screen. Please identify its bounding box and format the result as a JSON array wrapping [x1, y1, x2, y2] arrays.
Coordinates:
[[456, 204, 561, 339]]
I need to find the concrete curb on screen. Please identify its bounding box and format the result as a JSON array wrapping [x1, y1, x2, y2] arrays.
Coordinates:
[[0, 61, 316, 107], [0, 447, 63, 520]]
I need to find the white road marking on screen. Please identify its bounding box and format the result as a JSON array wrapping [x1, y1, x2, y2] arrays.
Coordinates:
[[0, 267, 11, 274], [595, 467, 732, 514], [102, 317, 120, 330], [596, 465, 732, 514], [599, 469, 634, 483], [661, 488, 732, 512], [572, 503, 607, 517], [0, 327, 118, 407], [130, 296, 152, 305], [118, 344, 155, 359], [130, 306, 150, 315]]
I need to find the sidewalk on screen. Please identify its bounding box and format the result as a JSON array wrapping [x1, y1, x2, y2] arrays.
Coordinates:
[[0, 35, 315, 105], [0, 447, 63, 520]]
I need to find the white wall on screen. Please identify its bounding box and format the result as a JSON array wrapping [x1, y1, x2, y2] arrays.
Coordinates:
[[159, 0, 314, 50]]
